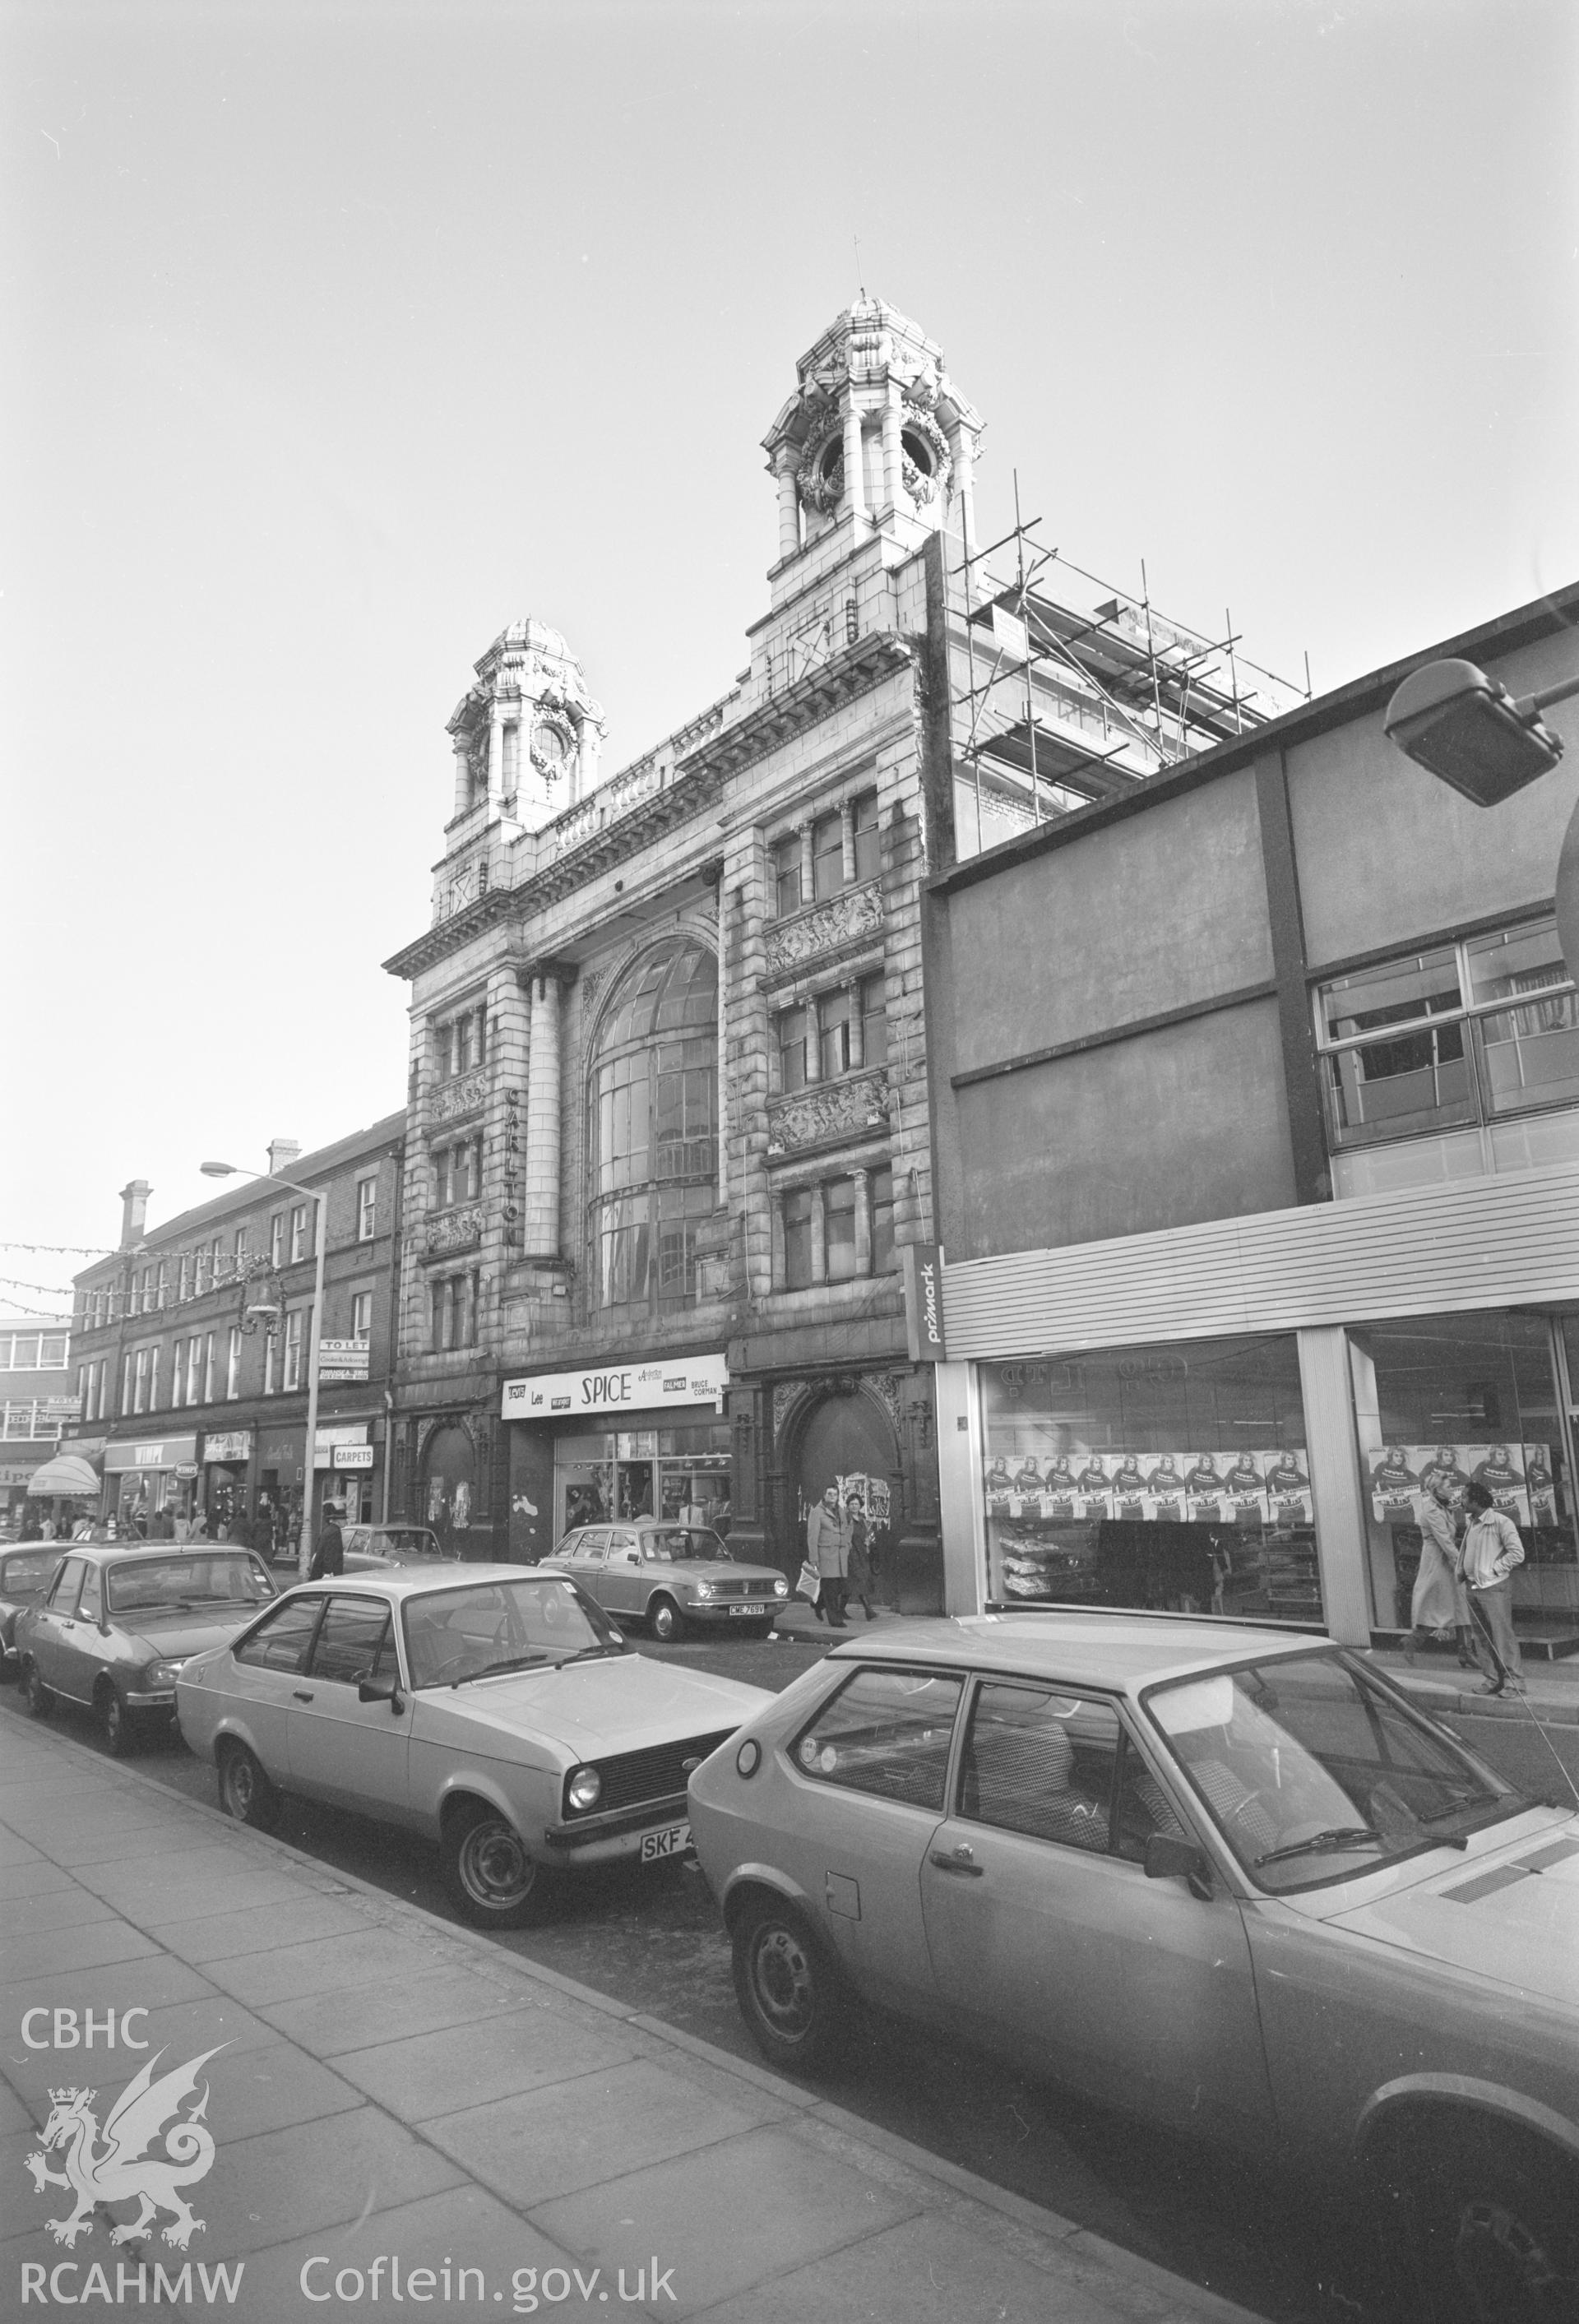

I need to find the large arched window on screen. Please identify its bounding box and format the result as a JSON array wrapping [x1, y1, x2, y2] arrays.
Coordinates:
[[588, 939, 718, 1314]]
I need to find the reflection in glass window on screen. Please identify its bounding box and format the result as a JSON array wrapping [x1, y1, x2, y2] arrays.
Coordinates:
[[791, 1667, 963, 1811], [960, 1683, 1120, 1854]]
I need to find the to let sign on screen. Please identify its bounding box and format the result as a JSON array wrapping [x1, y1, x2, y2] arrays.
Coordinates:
[[901, 1243, 947, 1364]]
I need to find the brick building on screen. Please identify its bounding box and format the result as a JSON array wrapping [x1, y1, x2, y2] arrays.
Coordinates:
[[382, 299, 1012, 1591], [66, 1119, 405, 1539], [1, 1318, 78, 1530]]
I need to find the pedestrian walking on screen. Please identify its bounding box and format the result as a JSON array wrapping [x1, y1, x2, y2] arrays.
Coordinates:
[[1405, 1472, 1479, 1670], [845, 1492, 878, 1622], [806, 1486, 850, 1628], [309, 1502, 345, 1580], [1459, 1482, 1526, 1695]]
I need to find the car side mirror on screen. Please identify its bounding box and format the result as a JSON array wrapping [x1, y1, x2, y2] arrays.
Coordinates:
[[358, 1674, 405, 1714], [1143, 1832, 1214, 1900]]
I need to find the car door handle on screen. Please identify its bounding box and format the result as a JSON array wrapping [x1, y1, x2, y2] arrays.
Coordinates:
[[929, 1846, 983, 1877], [293, 1689, 314, 1702]]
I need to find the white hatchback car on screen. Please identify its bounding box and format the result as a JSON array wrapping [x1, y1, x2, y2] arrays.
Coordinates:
[[688, 1613, 1579, 2324], [177, 1565, 771, 1927]]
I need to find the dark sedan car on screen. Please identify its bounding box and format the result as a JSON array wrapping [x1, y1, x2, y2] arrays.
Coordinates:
[[0, 1544, 64, 1678], [545, 1524, 790, 1641], [18, 1543, 278, 1754]]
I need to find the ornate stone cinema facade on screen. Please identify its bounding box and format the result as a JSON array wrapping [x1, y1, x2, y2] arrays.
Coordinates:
[[382, 299, 983, 1597]]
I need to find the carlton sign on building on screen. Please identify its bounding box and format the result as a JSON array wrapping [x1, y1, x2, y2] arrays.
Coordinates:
[[502, 1354, 729, 1420]]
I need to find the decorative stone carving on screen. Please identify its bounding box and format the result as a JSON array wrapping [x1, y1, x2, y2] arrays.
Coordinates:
[[426, 1205, 484, 1257], [434, 858, 488, 924], [768, 1069, 889, 1155], [431, 1068, 488, 1125], [900, 402, 953, 506], [771, 1382, 801, 1440], [763, 881, 882, 976]]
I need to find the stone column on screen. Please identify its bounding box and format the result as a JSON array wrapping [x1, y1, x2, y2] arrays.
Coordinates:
[[775, 445, 801, 563], [842, 400, 866, 524], [451, 736, 474, 819], [487, 703, 506, 801], [840, 801, 857, 884], [804, 993, 822, 1085], [770, 1194, 786, 1291], [798, 820, 814, 910], [809, 1184, 827, 1284], [952, 430, 977, 558], [881, 382, 903, 513], [846, 982, 864, 1072], [521, 970, 563, 1258], [853, 1168, 873, 1275]]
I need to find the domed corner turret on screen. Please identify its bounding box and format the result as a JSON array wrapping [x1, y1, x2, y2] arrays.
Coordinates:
[[445, 618, 608, 835], [762, 296, 984, 572]]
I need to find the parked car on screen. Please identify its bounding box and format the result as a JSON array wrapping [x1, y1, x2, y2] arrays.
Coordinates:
[[544, 1522, 790, 1641], [0, 1543, 65, 1678], [18, 1544, 280, 1754], [341, 1524, 457, 1571], [176, 1564, 773, 1928], [688, 1613, 1579, 2323]]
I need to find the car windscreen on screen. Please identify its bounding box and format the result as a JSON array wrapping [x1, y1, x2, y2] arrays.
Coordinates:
[[2, 1549, 61, 1590], [401, 1574, 620, 1688], [106, 1554, 277, 1615], [642, 1528, 733, 1564], [1145, 1648, 1524, 1893]]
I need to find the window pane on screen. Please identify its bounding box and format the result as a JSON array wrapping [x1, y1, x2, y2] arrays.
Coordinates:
[[826, 1178, 857, 1280], [236, 1599, 322, 1674], [859, 975, 887, 1068], [39, 1336, 67, 1368], [961, 1683, 1120, 1853], [1320, 948, 1463, 1044], [818, 990, 851, 1081], [792, 1667, 963, 1811], [784, 1189, 814, 1290], [778, 1008, 808, 1093], [774, 838, 803, 919], [12, 1336, 39, 1368], [1468, 923, 1579, 1117], [309, 1599, 391, 1686], [1322, 1023, 1474, 1146], [852, 792, 880, 883], [872, 1167, 896, 1274], [813, 812, 844, 900]]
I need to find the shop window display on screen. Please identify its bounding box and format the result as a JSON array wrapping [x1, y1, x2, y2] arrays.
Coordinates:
[[554, 1422, 731, 1546], [1350, 1311, 1577, 1631], [979, 1336, 1321, 1624]]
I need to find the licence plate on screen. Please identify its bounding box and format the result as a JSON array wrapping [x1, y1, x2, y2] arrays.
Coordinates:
[[729, 1603, 767, 1617], [641, 1821, 692, 1863]]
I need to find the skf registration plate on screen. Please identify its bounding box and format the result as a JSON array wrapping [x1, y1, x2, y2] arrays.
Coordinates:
[[728, 1603, 767, 1617], [641, 1821, 692, 1863]]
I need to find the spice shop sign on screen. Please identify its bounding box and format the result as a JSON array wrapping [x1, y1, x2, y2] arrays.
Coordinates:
[[502, 1353, 729, 1421]]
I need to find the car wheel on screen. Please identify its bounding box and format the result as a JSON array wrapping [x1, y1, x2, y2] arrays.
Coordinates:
[[216, 1740, 283, 1833], [731, 1893, 848, 2075], [100, 1687, 139, 1758], [648, 1595, 683, 1643], [442, 1803, 548, 1928], [25, 1662, 53, 1719], [1389, 2120, 1578, 2324]]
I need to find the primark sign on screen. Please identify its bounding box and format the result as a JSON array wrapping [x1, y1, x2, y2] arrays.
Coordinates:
[[502, 1353, 729, 1421]]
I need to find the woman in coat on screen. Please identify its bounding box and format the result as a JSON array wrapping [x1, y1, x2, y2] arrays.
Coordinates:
[[845, 1492, 878, 1622], [806, 1487, 851, 1628]]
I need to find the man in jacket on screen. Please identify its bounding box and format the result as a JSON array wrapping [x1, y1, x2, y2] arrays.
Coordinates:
[[1460, 1480, 1525, 1695], [309, 1502, 346, 1581], [807, 1486, 851, 1629]]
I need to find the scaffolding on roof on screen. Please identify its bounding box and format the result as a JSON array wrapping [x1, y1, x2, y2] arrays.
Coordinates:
[[942, 479, 1308, 857]]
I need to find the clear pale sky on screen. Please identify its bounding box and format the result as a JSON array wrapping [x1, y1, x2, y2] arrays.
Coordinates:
[[4, 0, 1576, 1311]]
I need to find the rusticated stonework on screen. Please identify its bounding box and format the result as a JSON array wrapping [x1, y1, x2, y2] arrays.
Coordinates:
[[763, 881, 882, 977], [431, 1068, 489, 1126], [425, 1205, 484, 1257], [767, 1068, 889, 1155]]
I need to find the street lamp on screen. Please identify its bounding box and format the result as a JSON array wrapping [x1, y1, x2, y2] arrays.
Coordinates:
[[1384, 656, 1579, 972], [201, 1160, 326, 1580]]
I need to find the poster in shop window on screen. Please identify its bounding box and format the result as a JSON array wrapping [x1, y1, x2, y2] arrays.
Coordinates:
[[1220, 1452, 1271, 1528], [1368, 1444, 1534, 1528], [1262, 1449, 1313, 1527]]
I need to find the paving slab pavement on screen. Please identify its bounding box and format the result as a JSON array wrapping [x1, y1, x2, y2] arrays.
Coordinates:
[[0, 1715, 1266, 2324]]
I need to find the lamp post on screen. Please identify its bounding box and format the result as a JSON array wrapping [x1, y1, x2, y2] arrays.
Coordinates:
[[1383, 657, 1579, 971], [201, 1160, 326, 1581]]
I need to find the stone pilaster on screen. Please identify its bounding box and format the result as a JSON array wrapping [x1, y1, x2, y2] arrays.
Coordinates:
[[521, 969, 566, 1257], [774, 443, 800, 564], [881, 382, 903, 514]]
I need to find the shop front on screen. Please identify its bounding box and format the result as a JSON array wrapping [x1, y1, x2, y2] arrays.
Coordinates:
[[201, 1429, 254, 1535], [933, 1160, 1579, 1650], [104, 1436, 200, 1533], [314, 1424, 375, 1528], [502, 1352, 731, 1563]]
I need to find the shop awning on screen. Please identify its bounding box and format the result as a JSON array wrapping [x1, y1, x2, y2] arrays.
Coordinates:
[[26, 1453, 102, 1500]]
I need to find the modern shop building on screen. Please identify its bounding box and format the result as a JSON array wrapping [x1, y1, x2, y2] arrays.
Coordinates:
[[66, 1118, 405, 1539], [920, 582, 1579, 1649], [2, 1319, 78, 1530]]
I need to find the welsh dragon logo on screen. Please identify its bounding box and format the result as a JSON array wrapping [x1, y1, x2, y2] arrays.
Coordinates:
[[25, 2045, 224, 2249]]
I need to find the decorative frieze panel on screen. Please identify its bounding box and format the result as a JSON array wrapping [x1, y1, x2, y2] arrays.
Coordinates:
[[764, 882, 882, 978], [433, 857, 488, 924], [425, 1205, 484, 1258], [431, 1068, 489, 1126], [767, 1069, 889, 1157]]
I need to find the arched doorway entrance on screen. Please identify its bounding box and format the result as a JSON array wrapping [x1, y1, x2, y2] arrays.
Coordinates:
[[793, 1389, 898, 1605], [422, 1422, 477, 1556]]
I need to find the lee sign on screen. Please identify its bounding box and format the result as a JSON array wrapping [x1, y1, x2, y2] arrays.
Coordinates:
[[502, 1353, 729, 1419]]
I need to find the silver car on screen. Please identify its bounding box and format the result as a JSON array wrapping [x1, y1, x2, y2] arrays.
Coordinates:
[[177, 1564, 772, 1928], [546, 1523, 790, 1641], [340, 1524, 458, 1572], [688, 1613, 1579, 2323]]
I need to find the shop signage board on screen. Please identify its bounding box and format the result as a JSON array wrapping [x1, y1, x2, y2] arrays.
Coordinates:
[[0, 1465, 38, 1488], [174, 1464, 200, 1480], [901, 1243, 947, 1363], [502, 1352, 729, 1420], [318, 1339, 371, 1383], [203, 1431, 254, 1465], [333, 1444, 376, 1472], [104, 1437, 200, 1472], [314, 1422, 371, 1470]]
